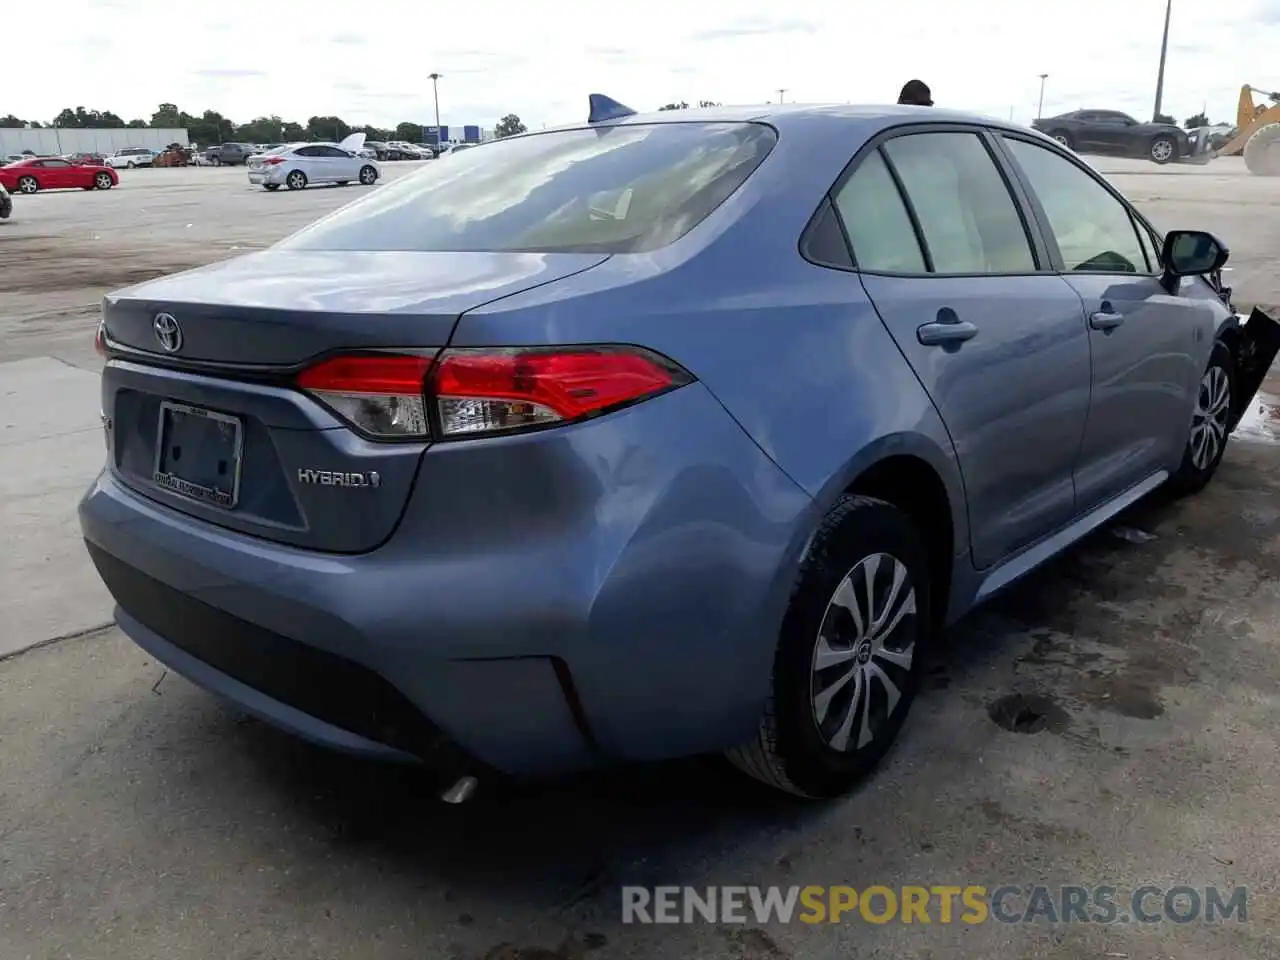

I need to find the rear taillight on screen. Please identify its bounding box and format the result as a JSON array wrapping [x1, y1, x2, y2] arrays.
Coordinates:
[[294, 346, 692, 441], [94, 319, 108, 356], [263, 157, 285, 166], [295, 354, 432, 439], [432, 346, 691, 437]]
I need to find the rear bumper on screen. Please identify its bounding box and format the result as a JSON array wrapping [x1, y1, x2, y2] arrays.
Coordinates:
[[79, 383, 817, 776]]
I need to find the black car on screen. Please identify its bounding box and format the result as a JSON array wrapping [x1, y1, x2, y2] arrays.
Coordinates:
[[1031, 110, 1191, 165], [212, 142, 256, 166]]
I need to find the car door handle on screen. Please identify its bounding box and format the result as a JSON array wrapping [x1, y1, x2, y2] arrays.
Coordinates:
[[917, 320, 979, 346], [1090, 311, 1125, 331]]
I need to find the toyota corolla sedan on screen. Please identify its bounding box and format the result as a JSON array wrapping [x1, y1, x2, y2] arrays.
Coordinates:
[[80, 99, 1279, 802]]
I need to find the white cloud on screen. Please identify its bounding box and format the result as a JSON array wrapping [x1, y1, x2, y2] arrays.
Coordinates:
[[9, 0, 1280, 130]]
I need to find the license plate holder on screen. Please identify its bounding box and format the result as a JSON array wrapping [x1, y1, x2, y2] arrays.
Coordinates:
[[152, 400, 244, 509]]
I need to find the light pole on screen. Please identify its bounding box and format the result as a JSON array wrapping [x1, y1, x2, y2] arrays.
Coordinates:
[[429, 72, 442, 140], [1037, 74, 1048, 119], [776, 88, 787, 104], [1152, 0, 1172, 121]]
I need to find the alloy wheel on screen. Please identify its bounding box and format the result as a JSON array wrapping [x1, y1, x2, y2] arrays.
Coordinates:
[[1151, 139, 1174, 162], [810, 552, 917, 753], [17, 177, 37, 194], [95, 173, 112, 189], [1190, 365, 1230, 470]]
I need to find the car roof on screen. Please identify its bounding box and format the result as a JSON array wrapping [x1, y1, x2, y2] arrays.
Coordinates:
[[537, 102, 1038, 141]]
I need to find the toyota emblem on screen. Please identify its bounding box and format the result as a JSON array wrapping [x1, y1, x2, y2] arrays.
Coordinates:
[[153, 313, 182, 353]]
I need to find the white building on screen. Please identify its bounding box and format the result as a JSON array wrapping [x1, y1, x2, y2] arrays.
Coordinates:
[[0, 127, 189, 157]]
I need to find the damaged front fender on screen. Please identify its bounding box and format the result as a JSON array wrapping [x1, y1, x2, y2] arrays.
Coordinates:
[[1224, 307, 1280, 432]]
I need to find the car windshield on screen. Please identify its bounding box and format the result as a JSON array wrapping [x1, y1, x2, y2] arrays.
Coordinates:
[[281, 121, 777, 254]]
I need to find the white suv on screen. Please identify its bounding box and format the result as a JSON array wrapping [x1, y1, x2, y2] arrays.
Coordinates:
[[105, 148, 156, 169]]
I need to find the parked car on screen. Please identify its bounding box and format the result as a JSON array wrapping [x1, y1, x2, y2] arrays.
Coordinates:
[[211, 143, 257, 166], [105, 147, 156, 169], [1, 155, 117, 193], [153, 145, 191, 167], [4, 154, 26, 164], [385, 140, 428, 160], [80, 103, 1279, 802], [246, 134, 379, 190], [65, 152, 107, 166], [0, 182, 10, 219], [1031, 110, 1192, 164], [363, 140, 390, 160]]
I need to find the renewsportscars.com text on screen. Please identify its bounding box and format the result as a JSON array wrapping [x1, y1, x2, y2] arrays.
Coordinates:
[[621, 885, 1248, 925]]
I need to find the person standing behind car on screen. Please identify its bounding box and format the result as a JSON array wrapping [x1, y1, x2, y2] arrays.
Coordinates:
[[898, 80, 933, 106]]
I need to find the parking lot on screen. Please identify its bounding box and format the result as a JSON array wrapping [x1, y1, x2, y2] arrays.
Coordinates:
[[3, 156, 1280, 960]]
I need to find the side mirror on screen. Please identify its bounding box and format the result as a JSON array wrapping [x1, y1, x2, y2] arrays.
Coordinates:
[[1162, 229, 1229, 279]]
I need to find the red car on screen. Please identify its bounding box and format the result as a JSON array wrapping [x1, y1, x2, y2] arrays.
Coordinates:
[[0, 156, 118, 194]]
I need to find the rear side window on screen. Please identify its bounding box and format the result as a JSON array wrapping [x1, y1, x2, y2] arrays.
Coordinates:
[[882, 132, 1036, 274], [832, 151, 925, 273], [1002, 137, 1150, 274], [281, 122, 777, 254]]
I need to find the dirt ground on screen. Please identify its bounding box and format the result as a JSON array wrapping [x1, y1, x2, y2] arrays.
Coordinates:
[[3, 157, 1280, 960]]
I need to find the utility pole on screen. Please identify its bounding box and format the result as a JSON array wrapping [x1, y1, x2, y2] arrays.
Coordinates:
[[1037, 74, 1049, 119], [1153, 0, 1172, 121], [776, 88, 787, 104], [429, 73, 443, 141]]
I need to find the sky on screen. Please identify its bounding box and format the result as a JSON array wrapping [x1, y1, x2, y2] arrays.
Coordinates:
[[12, 0, 1280, 131]]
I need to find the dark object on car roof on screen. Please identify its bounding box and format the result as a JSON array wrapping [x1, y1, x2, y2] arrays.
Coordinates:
[[898, 80, 933, 106]]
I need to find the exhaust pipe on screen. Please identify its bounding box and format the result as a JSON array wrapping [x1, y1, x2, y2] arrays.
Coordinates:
[[441, 775, 479, 804]]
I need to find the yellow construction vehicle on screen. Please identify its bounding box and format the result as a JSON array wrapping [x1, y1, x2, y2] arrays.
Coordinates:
[[1213, 84, 1280, 175]]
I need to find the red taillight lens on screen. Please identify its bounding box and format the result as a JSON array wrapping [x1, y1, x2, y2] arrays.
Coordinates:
[[263, 156, 285, 166], [296, 353, 432, 439], [94, 319, 108, 356], [431, 346, 691, 438], [294, 346, 692, 442]]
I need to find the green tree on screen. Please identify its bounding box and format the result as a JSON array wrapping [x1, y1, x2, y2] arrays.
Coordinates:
[[306, 115, 349, 142], [494, 113, 527, 138], [1154, 112, 1175, 125], [126, 119, 147, 128], [0, 114, 27, 128], [394, 121, 423, 142], [150, 103, 185, 127], [659, 101, 689, 111], [1184, 112, 1209, 129]]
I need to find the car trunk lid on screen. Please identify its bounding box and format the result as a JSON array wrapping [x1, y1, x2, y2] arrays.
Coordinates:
[[100, 249, 609, 553]]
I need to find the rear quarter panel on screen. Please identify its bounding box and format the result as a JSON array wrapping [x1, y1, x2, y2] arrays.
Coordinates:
[[450, 112, 969, 563]]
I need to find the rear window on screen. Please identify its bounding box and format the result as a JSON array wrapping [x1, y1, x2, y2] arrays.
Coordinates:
[[280, 122, 777, 254]]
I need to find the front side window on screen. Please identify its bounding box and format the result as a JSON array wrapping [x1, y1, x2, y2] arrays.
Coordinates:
[[882, 132, 1036, 274], [1003, 136, 1150, 274], [281, 122, 777, 254]]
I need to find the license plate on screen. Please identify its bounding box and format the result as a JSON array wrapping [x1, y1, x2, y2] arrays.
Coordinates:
[[152, 401, 243, 509]]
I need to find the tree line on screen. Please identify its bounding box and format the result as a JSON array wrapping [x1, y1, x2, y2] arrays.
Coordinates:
[[0, 104, 531, 145]]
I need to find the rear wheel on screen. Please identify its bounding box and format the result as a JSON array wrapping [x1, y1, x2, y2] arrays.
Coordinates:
[[285, 170, 307, 191], [16, 175, 37, 194], [359, 164, 378, 185], [1150, 134, 1177, 164], [1048, 130, 1073, 149], [94, 172, 113, 190], [726, 494, 930, 798], [1167, 341, 1234, 496]]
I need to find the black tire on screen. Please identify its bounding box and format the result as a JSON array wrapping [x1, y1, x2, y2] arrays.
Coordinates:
[[94, 172, 113, 190], [1048, 130, 1073, 150], [1166, 341, 1234, 496], [285, 170, 307, 191], [263, 183, 279, 191], [16, 175, 37, 194], [726, 494, 931, 798], [358, 164, 378, 185], [1150, 134, 1178, 164]]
